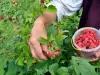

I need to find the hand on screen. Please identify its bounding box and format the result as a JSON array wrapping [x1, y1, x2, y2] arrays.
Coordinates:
[[90, 50, 100, 61], [28, 21, 49, 60], [77, 50, 100, 62]]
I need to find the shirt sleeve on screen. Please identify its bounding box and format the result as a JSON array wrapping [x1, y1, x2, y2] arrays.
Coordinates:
[[47, 0, 83, 21]]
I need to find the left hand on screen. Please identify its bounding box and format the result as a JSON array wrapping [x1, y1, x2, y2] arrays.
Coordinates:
[[77, 50, 100, 62], [90, 50, 100, 61]]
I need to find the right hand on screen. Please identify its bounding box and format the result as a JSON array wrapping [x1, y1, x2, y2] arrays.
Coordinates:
[[28, 21, 49, 60]]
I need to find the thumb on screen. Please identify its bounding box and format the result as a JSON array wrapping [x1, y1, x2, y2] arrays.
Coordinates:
[[95, 50, 100, 58], [41, 44, 54, 58], [41, 44, 49, 53]]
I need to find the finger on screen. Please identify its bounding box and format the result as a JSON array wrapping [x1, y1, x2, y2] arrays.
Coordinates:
[[28, 41, 39, 59], [89, 51, 100, 62], [90, 57, 99, 62], [31, 49, 39, 59], [30, 40, 47, 60], [97, 50, 100, 57], [94, 51, 100, 58], [41, 44, 49, 53], [41, 44, 51, 57]]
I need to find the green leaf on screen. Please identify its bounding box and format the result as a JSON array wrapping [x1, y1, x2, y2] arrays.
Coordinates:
[[0, 68, 5, 75], [0, 56, 7, 75], [57, 67, 69, 75], [40, 37, 48, 44], [17, 57, 24, 67], [34, 62, 48, 75], [70, 56, 98, 75], [47, 26, 57, 37], [48, 34, 55, 42], [56, 33, 67, 45], [47, 5, 57, 12], [25, 17, 32, 23], [41, 5, 47, 12], [49, 63, 59, 75], [18, 72, 24, 75], [26, 58, 33, 70], [6, 61, 18, 75], [15, 53, 24, 67]]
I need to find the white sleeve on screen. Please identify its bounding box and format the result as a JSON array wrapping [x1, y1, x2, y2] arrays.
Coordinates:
[[47, 0, 83, 21]]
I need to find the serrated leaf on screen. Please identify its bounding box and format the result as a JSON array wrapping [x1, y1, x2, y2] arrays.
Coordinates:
[[48, 34, 55, 42], [52, 41, 58, 47], [6, 61, 18, 75], [0, 56, 7, 75], [47, 26, 57, 36], [34, 62, 48, 75], [26, 58, 33, 70], [40, 37, 48, 44], [41, 5, 47, 12], [17, 58, 24, 67], [15, 53, 24, 67], [57, 67, 69, 75], [49, 63, 59, 75], [47, 5, 57, 12], [56, 33, 67, 45], [0, 68, 5, 75], [70, 56, 98, 75], [18, 72, 24, 75], [0, 56, 7, 68]]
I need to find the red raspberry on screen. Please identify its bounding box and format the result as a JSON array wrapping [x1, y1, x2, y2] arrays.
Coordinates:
[[41, 0, 45, 4], [47, 51, 53, 58], [12, 1, 17, 5], [12, 17, 15, 20], [54, 52, 60, 57], [56, 48, 60, 52], [0, 16, 3, 20]]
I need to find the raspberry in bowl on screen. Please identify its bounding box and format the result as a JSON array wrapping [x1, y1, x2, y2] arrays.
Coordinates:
[[72, 27, 100, 57]]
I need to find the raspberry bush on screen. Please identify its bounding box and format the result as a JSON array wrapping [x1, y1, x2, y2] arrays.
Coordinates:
[[0, 0, 100, 75]]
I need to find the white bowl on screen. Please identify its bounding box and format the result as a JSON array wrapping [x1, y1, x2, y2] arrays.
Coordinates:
[[72, 27, 100, 52]]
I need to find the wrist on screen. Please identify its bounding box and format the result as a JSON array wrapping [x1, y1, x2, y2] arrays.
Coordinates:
[[34, 16, 45, 25], [32, 18, 45, 31], [34, 16, 48, 29]]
